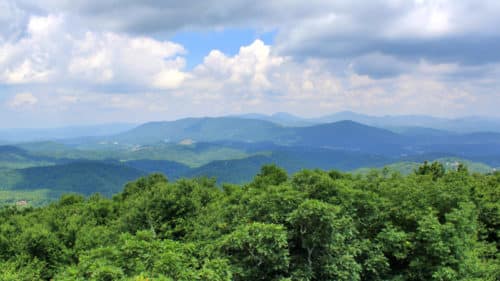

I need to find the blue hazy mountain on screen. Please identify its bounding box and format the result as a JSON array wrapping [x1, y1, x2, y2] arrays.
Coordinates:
[[312, 111, 500, 133], [1, 114, 498, 205], [237, 111, 500, 133], [235, 112, 314, 126], [111, 118, 401, 146], [2, 113, 498, 144], [112, 117, 293, 144], [105, 117, 500, 157], [0, 123, 137, 143]]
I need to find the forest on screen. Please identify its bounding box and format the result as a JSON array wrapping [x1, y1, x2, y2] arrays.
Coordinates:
[[0, 162, 498, 281]]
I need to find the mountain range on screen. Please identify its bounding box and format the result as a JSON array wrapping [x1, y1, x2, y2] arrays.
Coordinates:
[[100, 117, 500, 157], [0, 112, 499, 206], [237, 111, 500, 132]]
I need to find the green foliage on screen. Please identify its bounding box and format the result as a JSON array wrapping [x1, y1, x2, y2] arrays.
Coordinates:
[[0, 161, 146, 199], [222, 222, 289, 280], [0, 166, 498, 281], [251, 164, 288, 187], [354, 158, 495, 176], [415, 161, 446, 180]]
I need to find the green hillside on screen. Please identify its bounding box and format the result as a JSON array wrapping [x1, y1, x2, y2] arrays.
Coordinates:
[[0, 161, 145, 198], [0, 165, 497, 280], [18, 142, 249, 167], [124, 159, 191, 176], [354, 157, 495, 175], [0, 145, 55, 169], [185, 149, 391, 184]]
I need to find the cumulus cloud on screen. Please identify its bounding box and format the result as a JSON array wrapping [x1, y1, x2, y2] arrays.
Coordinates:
[[164, 40, 484, 117], [1, 0, 500, 126], [13, 0, 500, 66], [0, 14, 187, 89]]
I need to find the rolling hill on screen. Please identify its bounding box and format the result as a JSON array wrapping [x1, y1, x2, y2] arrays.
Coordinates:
[[90, 117, 500, 158], [112, 117, 292, 144], [237, 111, 500, 133], [0, 161, 146, 196], [294, 120, 407, 154], [0, 145, 57, 169], [183, 148, 392, 184], [124, 159, 191, 177], [353, 157, 495, 175], [107, 118, 405, 150]]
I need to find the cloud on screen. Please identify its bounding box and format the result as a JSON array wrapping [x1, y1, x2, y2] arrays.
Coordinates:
[[7, 92, 38, 108], [0, 14, 187, 89], [171, 40, 486, 117], [0, 0, 28, 41], [2, 36, 499, 124], [13, 0, 500, 66], [271, 1, 500, 63], [1, 0, 500, 127]]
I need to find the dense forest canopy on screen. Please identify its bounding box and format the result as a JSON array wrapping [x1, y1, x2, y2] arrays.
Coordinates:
[[0, 162, 498, 280]]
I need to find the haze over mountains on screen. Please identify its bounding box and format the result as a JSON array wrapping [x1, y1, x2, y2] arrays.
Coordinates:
[[236, 111, 500, 132], [2, 111, 500, 144], [0, 112, 499, 205], [0, 123, 137, 143]]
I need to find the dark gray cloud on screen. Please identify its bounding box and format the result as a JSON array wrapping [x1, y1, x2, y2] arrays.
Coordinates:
[[18, 0, 324, 33]]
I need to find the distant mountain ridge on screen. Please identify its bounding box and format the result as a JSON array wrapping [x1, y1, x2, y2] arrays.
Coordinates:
[[1, 112, 499, 144], [112, 117, 291, 144], [1, 113, 499, 206], [237, 111, 500, 133], [104, 117, 500, 157], [0, 123, 137, 143], [314, 111, 500, 133], [234, 112, 314, 126]]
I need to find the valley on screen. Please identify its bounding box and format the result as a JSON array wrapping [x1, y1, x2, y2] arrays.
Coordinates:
[[1, 115, 498, 206]]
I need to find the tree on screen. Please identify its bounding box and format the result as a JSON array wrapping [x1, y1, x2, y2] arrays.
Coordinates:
[[251, 164, 288, 187], [288, 200, 360, 281], [415, 161, 445, 180], [221, 222, 289, 281]]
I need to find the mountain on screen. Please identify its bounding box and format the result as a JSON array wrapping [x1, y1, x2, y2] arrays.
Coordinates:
[[235, 112, 314, 126], [238, 111, 500, 133], [313, 111, 446, 128], [112, 117, 291, 144], [391, 127, 454, 137], [313, 111, 500, 133], [184, 148, 392, 183], [0, 145, 57, 169], [353, 157, 495, 175], [109, 117, 404, 149], [294, 120, 407, 154], [0, 123, 137, 143], [124, 160, 191, 177], [103, 117, 500, 158], [0, 161, 145, 196]]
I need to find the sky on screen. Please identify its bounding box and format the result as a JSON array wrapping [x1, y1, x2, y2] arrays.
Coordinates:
[[1, 0, 500, 128]]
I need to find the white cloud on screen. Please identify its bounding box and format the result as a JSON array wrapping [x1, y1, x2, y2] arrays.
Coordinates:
[[0, 14, 187, 88], [193, 40, 285, 93], [1, 2, 500, 126], [0, 0, 27, 41], [152, 69, 188, 90], [7, 92, 38, 108], [68, 32, 187, 87]]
